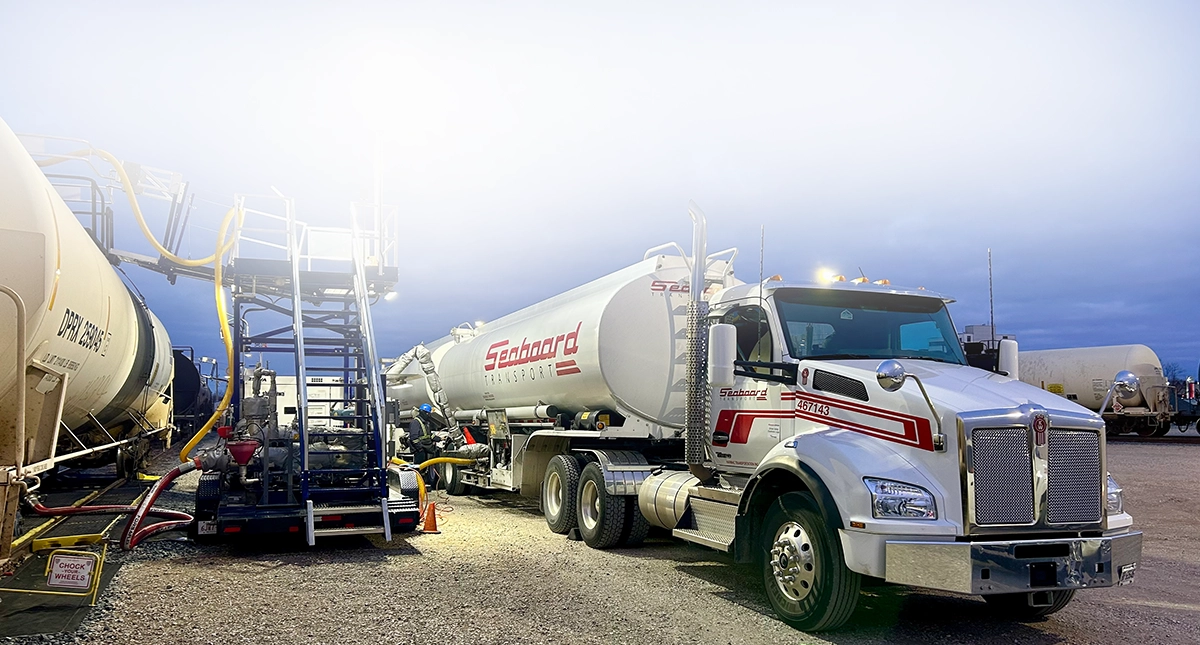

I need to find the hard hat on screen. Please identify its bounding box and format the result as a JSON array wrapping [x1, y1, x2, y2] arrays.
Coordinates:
[[419, 403, 433, 413]]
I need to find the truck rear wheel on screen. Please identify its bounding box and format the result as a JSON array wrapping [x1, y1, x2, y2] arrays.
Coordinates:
[[544, 454, 582, 534], [983, 589, 1075, 619], [576, 462, 625, 548], [620, 500, 650, 547], [761, 491, 860, 632]]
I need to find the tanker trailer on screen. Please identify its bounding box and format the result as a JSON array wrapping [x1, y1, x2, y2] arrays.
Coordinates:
[[1019, 345, 1171, 436], [0, 116, 173, 555], [384, 249, 740, 488], [387, 206, 1141, 631]]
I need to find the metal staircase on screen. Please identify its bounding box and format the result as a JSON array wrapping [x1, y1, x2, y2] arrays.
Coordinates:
[[227, 197, 400, 544]]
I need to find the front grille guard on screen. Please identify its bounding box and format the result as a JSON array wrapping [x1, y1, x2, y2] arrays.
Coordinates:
[[957, 405, 1108, 536]]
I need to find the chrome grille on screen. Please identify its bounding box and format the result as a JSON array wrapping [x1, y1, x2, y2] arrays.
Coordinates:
[[972, 428, 1034, 525], [1047, 430, 1102, 523]]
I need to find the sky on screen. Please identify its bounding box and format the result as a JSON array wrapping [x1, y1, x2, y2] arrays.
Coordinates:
[[1, 1, 1198, 376]]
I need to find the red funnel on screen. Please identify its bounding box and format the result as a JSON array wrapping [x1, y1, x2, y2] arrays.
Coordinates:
[[226, 440, 259, 466]]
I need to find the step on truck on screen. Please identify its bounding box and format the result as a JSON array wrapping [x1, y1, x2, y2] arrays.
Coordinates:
[[385, 203, 1142, 631]]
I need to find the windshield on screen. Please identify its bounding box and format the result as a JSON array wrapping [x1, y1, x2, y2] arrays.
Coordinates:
[[774, 288, 967, 365]]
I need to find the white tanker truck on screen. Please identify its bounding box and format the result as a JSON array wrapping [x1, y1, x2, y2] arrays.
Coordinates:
[[0, 117, 174, 558], [1018, 345, 1174, 437], [387, 205, 1142, 631]]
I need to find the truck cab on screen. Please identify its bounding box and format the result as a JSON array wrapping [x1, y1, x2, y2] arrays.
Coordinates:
[[701, 279, 1141, 629]]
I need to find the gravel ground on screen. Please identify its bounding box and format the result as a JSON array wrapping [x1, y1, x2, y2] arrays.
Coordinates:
[[2, 439, 1196, 645]]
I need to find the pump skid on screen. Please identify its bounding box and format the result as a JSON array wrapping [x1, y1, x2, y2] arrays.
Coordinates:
[[388, 206, 1142, 631]]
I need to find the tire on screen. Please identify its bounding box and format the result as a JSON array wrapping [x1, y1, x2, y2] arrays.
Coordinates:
[[761, 491, 861, 632], [983, 590, 1075, 619], [442, 462, 468, 496], [543, 455, 582, 534], [575, 462, 626, 548], [190, 471, 223, 544], [620, 500, 650, 547]]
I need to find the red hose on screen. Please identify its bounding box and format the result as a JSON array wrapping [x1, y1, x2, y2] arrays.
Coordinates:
[[30, 502, 192, 522], [121, 461, 197, 550]]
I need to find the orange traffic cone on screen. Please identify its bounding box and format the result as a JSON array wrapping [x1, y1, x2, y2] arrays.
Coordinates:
[[421, 502, 441, 534]]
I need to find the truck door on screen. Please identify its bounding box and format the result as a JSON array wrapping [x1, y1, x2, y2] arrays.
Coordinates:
[[710, 305, 792, 474]]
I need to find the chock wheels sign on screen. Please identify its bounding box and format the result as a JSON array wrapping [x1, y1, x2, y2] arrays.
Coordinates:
[[47, 553, 95, 589]]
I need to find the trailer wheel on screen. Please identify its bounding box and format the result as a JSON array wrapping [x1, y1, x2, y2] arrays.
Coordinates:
[[576, 462, 625, 548], [761, 492, 861, 632], [544, 455, 582, 534], [983, 589, 1075, 619], [442, 463, 469, 496], [190, 471, 223, 545]]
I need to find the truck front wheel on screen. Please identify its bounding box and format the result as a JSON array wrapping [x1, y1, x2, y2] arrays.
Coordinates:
[[761, 492, 861, 632], [543, 454, 582, 533], [983, 590, 1075, 619]]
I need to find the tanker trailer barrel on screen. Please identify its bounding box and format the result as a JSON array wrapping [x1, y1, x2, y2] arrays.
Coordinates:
[[385, 209, 740, 435]]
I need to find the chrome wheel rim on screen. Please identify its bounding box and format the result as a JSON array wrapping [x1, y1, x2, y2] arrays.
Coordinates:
[[545, 470, 563, 518], [580, 479, 600, 530], [770, 521, 817, 602]]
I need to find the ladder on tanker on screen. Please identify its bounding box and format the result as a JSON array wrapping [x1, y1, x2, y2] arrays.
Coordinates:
[[229, 199, 398, 545]]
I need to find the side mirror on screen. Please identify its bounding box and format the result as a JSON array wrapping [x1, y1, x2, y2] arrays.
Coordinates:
[[997, 339, 1019, 379], [1100, 370, 1142, 413], [708, 323, 737, 388], [1113, 370, 1140, 398], [876, 359, 907, 392]]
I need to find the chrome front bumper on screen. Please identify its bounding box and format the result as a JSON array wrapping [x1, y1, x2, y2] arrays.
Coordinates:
[[884, 531, 1142, 595]]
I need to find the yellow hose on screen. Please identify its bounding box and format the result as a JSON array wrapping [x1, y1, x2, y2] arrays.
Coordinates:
[[178, 208, 239, 462], [416, 457, 477, 471], [37, 149, 240, 265], [31, 146, 243, 462]]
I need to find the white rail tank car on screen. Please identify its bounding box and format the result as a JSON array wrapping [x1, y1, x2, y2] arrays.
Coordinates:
[[1018, 344, 1166, 411], [0, 116, 173, 475], [387, 253, 738, 432]]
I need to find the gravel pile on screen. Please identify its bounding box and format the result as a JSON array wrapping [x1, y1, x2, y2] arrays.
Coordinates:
[[2, 442, 1197, 644]]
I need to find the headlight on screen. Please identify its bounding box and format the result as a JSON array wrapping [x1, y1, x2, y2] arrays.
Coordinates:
[[1106, 473, 1124, 515], [864, 478, 937, 520]]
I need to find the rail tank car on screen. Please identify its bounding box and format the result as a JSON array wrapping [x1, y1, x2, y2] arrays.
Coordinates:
[[1019, 344, 1165, 411], [387, 254, 737, 429], [0, 116, 173, 474]]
